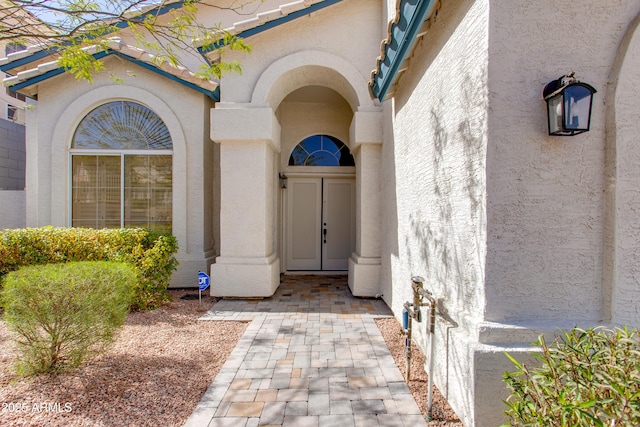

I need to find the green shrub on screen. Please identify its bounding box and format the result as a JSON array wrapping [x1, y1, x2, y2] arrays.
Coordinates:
[[1, 261, 136, 375], [502, 326, 640, 427], [0, 227, 178, 310], [113, 231, 178, 310]]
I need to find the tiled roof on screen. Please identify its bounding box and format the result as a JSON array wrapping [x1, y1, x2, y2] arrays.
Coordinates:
[[0, 0, 343, 100], [3, 37, 220, 101], [198, 0, 341, 55], [369, 0, 439, 101], [0, 0, 186, 73]]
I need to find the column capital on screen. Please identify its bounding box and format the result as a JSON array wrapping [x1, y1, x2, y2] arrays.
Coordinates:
[[349, 110, 383, 153], [211, 106, 281, 152]]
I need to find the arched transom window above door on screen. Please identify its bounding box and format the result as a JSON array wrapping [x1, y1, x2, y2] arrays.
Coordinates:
[[288, 135, 355, 166], [71, 101, 173, 233]]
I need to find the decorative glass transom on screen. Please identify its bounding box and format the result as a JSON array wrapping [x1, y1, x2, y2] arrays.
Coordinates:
[[288, 135, 354, 167], [73, 101, 172, 150]]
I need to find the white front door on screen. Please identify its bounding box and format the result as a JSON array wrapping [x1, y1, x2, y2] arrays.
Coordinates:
[[286, 177, 355, 271]]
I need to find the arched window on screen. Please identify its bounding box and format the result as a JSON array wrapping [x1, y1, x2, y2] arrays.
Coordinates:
[[289, 135, 354, 166], [71, 101, 172, 233]]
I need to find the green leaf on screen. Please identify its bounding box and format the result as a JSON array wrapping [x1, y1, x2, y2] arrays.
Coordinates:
[[505, 351, 524, 370]]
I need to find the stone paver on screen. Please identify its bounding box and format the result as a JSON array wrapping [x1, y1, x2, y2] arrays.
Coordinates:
[[182, 275, 427, 427]]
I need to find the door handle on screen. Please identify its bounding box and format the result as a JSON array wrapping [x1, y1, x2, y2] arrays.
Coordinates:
[[323, 227, 327, 243]]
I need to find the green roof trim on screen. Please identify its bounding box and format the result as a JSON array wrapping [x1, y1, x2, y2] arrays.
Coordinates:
[[369, 0, 438, 101], [7, 50, 219, 102]]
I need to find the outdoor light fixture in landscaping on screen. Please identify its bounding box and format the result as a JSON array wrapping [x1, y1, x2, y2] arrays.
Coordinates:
[[543, 72, 596, 136]]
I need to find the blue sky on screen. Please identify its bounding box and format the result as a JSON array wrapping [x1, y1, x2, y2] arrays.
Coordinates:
[[24, 1, 162, 27]]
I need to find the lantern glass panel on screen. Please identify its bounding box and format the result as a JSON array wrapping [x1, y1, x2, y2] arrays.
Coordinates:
[[547, 94, 563, 135], [563, 85, 593, 131]]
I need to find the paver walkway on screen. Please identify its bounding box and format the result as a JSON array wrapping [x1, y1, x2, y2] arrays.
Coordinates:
[[183, 275, 428, 427]]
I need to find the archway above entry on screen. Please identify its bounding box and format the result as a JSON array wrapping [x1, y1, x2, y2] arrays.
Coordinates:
[[251, 50, 375, 112], [289, 135, 354, 167]]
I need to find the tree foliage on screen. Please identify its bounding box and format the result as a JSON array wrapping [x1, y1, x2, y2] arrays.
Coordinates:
[[0, 0, 254, 82]]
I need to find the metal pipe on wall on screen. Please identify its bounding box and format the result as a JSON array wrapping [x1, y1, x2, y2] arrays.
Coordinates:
[[410, 276, 437, 421]]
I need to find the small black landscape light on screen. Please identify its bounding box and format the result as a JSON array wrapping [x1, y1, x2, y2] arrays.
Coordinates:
[[543, 72, 596, 136]]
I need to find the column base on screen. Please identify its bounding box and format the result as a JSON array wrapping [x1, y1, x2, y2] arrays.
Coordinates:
[[210, 254, 280, 297], [348, 254, 381, 297], [169, 251, 216, 288]]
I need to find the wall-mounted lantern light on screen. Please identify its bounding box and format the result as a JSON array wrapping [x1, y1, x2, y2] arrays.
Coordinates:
[[279, 173, 288, 189], [543, 72, 596, 136]]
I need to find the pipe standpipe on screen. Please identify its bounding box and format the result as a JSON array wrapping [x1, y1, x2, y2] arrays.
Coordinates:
[[407, 276, 437, 420]]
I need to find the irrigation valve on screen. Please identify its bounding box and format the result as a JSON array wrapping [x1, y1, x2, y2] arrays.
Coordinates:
[[403, 276, 437, 382], [412, 276, 436, 333], [407, 276, 438, 421]]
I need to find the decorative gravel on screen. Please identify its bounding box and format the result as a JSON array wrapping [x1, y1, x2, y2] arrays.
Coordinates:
[[2, 290, 463, 426], [0, 290, 247, 427], [375, 317, 464, 426]]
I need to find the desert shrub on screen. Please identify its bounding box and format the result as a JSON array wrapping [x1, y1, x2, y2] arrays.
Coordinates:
[[1, 261, 136, 375], [0, 227, 178, 310], [113, 231, 178, 310], [502, 326, 640, 427]]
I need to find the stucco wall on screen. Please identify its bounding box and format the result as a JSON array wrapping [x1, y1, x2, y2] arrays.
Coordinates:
[[380, 0, 640, 425], [26, 57, 217, 287], [605, 10, 640, 326], [0, 119, 25, 191], [218, 0, 380, 107], [380, 1, 489, 425], [485, 0, 640, 324], [209, 0, 381, 297]]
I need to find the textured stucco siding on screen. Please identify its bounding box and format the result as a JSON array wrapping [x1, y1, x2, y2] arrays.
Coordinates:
[[606, 9, 640, 326], [380, 1, 489, 425], [377, 0, 640, 425], [485, 0, 640, 324], [0, 119, 25, 191], [26, 57, 217, 287], [218, 0, 380, 106], [383, 0, 488, 340]]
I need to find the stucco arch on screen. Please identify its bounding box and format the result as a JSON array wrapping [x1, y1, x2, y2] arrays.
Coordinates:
[[50, 85, 188, 251], [251, 50, 374, 112], [604, 12, 640, 325]]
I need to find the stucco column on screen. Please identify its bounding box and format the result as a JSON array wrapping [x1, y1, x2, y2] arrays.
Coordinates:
[[348, 111, 383, 296], [209, 105, 281, 297]]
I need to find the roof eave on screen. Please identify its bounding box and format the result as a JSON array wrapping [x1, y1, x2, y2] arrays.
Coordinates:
[[0, 0, 187, 74], [4, 49, 220, 102], [369, 0, 439, 102]]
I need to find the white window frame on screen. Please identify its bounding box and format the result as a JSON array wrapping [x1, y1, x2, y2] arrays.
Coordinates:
[[69, 149, 173, 228]]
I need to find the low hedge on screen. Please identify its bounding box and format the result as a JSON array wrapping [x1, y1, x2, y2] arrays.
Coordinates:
[[0, 227, 178, 310]]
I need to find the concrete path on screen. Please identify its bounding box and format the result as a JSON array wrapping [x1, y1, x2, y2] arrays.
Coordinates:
[[183, 275, 427, 427]]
